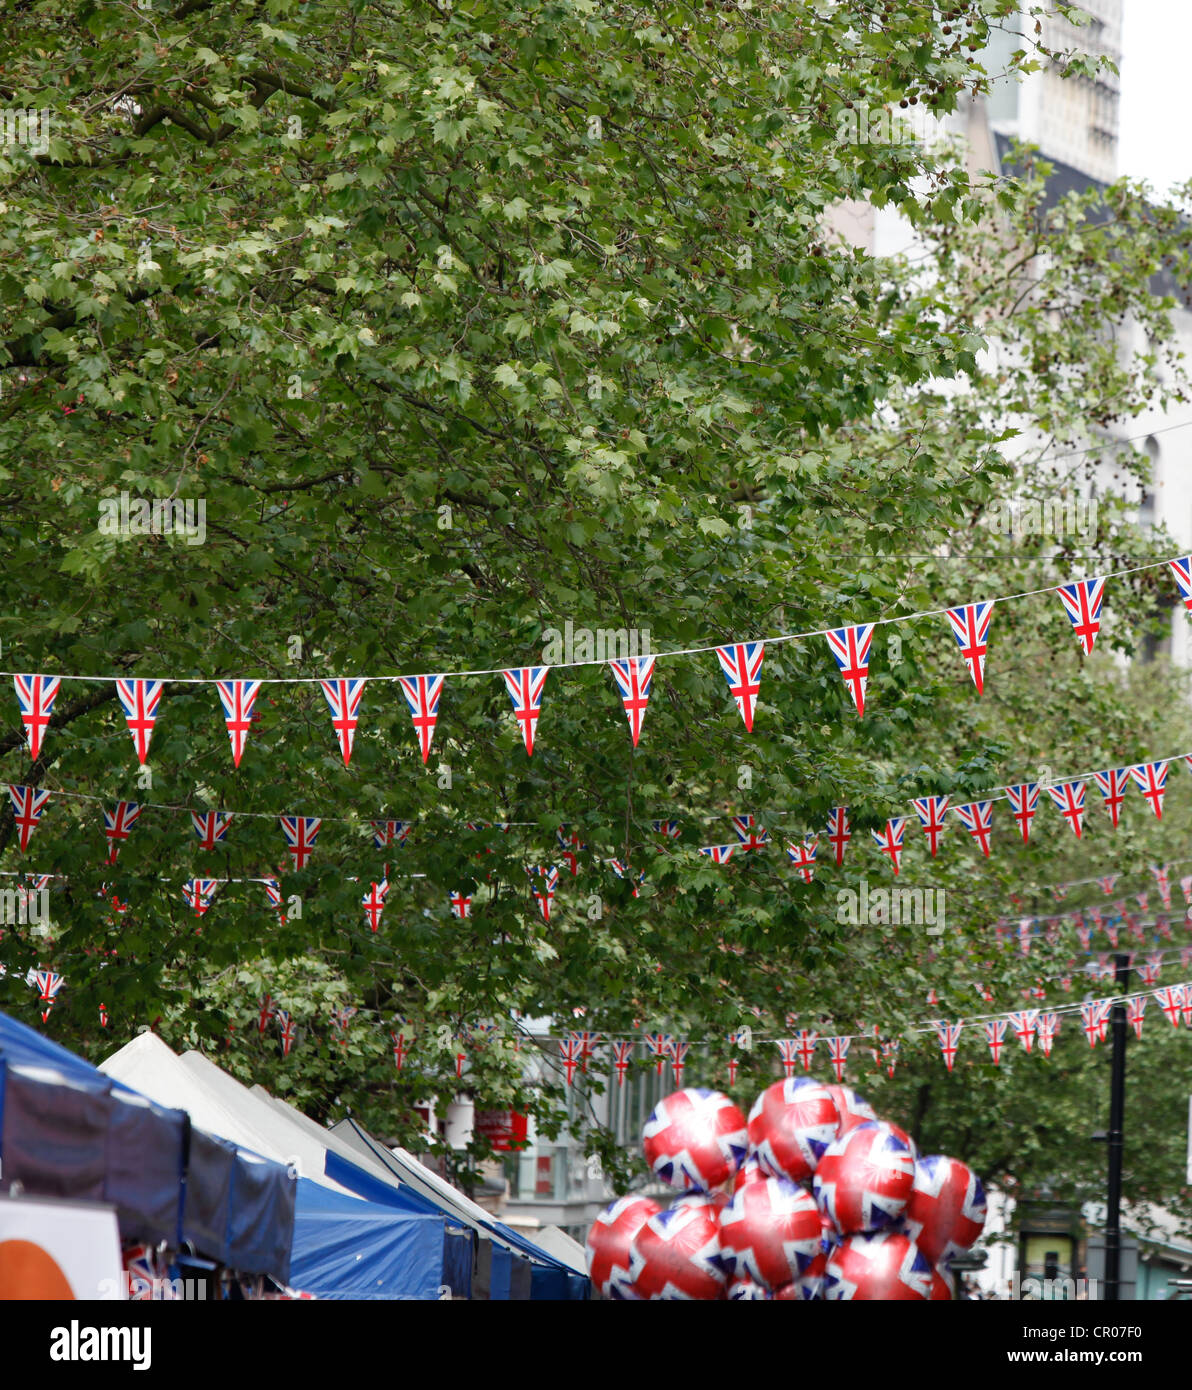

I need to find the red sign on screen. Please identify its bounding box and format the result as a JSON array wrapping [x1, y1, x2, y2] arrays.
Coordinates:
[[475, 1109, 529, 1153]]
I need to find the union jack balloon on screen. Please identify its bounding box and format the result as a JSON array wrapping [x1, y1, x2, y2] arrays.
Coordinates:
[[585, 1195, 660, 1299], [716, 1175, 822, 1290], [627, 1193, 727, 1300], [813, 1122, 916, 1234], [642, 1087, 748, 1191], [823, 1229, 933, 1301], [823, 1084, 877, 1136], [747, 1078, 840, 1183], [726, 1276, 770, 1300], [903, 1154, 987, 1267], [788, 1209, 840, 1301]]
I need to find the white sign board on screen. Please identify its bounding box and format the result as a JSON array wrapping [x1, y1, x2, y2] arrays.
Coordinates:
[[0, 1197, 123, 1300]]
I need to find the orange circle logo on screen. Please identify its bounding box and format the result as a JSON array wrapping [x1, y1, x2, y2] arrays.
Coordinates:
[[0, 1240, 75, 1299]]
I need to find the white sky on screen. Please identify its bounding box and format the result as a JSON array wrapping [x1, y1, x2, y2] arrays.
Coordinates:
[[1117, 2, 1192, 197]]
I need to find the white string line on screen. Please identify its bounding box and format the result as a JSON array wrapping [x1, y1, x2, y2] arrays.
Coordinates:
[[0, 555, 1176, 683]]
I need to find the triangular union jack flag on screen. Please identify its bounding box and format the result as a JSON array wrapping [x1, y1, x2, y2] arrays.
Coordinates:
[[912, 796, 949, 857], [190, 810, 233, 852], [1046, 780, 1087, 838], [1139, 955, 1163, 988], [555, 824, 587, 876], [786, 836, 818, 883], [1129, 761, 1168, 819], [608, 656, 655, 746], [558, 1036, 583, 1085], [715, 641, 764, 732], [826, 1035, 850, 1081], [390, 1028, 409, 1071], [371, 820, 411, 851], [262, 878, 286, 923], [1038, 1013, 1060, 1058], [502, 666, 549, 755], [1127, 995, 1148, 1037], [215, 679, 261, 769], [825, 624, 874, 717], [1008, 1009, 1039, 1053], [933, 1020, 963, 1071], [13, 675, 61, 762], [652, 819, 681, 839], [276, 1009, 296, 1057], [776, 1039, 800, 1079], [182, 879, 218, 917], [449, 890, 472, 918], [1099, 874, 1119, 896], [33, 969, 63, 1007], [1080, 1001, 1103, 1047], [258, 995, 276, 1034], [320, 678, 366, 766], [1092, 768, 1129, 828], [881, 1039, 900, 1078], [669, 1039, 691, 1085], [608, 859, 644, 897], [1005, 783, 1040, 843], [731, 815, 769, 851], [361, 879, 388, 933], [279, 815, 321, 870], [1168, 556, 1192, 612], [984, 1018, 1008, 1065], [398, 674, 445, 763], [698, 844, 737, 865], [1152, 864, 1172, 910], [528, 864, 558, 921], [642, 1032, 673, 1077], [7, 785, 50, 852], [115, 679, 164, 764], [826, 805, 851, 867], [103, 801, 141, 864], [1154, 985, 1184, 1029], [610, 1039, 635, 1086], [953, 801, 994, 857], [872, 817, 909, 875], [945, 602, 994, 694], [1056, 578, 1106, 656], [794, 1028, 818, 1071]]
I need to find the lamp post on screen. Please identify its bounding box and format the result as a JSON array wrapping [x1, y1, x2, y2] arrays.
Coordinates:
[[1103, 952, 1130, 1302]]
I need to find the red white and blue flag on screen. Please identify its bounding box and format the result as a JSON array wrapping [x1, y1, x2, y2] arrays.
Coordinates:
[[825, 624, 874, 717], [1056, 578, 1106, 656], [1168, 556, 1192, 612], [1046, 780, 1087, 838], [715, 642, 765, 732], [555, 824, 586, 875], [826, 805, 851, 867], [611, 1039, 635, 1086], [1154, 985, 1184, 1029], [398, 674, 444, 763], [933, 1020, 963, 1071], [103, 800, 141, 864], [276, 1009, 296, 1056], [776, 1038, 800, 1079], [1092, 768, 1129, 828], [258, 996, 276, 1034], [390, 1028, 409, 1071], [280, 815, 322, 870], [558, 1036, 583, 1085], [1129, 761, 1168, 819], [642, 1032, 673, 1077], [503, 666, 549, 755], [449, 890, 472, 918], [1099, 874, 1119, 896], [652, 819, 681, 839], [320, 678, 366, 766], [786, 836, 818, 883], [953, 800, 994, 857], [984, 1018, 1008, 1065], [669, 1039, 690, 1085], [731, 815, 769, 851], [1038, 1013, 1060, 1057], [1008, 1009, 1039, 1053], [7, 785, 50, 852], [262, 878, 285, 920], [371, 820, 411, 851], [1127, 995, 1148, 1037], [912, 796, 949, 857], [698, 844, 737, 865], [183, 879, 218, 917], [871, 817, 909, 875], [608, 657, 655, 746], [13, 675, 61, 762], [826, 1036, 850, 1082], [794, 1028, 818, 1071], [1152, 864, 1172, 910], [190, 810, 233, 851], [362, 879, 388, 933], [1140, 954, 1164, 987], [608, 859, 644, 897], [1005, 783, 1040, 842], [116, 679, 164, 764], [215, 679, 261, 768], [945, 602, 994, 694], [528, 864, 558, 921]]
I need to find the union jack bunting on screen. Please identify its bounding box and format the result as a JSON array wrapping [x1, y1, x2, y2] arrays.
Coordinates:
[[215, 679, 261, 768], [390, 1030, 409, 1071], [1046, 780, 1087, 839], [1037, 1013, 1060, 1058], [262, 878, 284, 916], [1154, 985, 1184, 1029], [1136, 892, 1149, 914], [608, 656, 656, 746], [785, 837, 818, 883], [182, 878, 218, 917], [794, 1028, 818, 1071], [881, 1039, 900, 1078], [258, 995, 276, 1034], [926, 988, 938, 1005], [611, 1039, 635, 1086], [1056, 577, 1106, 656], [1129, 761, 1168, 819], [731, 815, 769, 851], [669, 1039, 691, 1085], [933, 1020, 963, 1071], [7, 785, 50, 853], [320, 678, 366, 766], [1152, 865, 1172, 910], [871, 817, 909, 875], [1182, 876, 1192, 906], [984, 1018, 1008, 1065], [276, 1009, 296, 1056], [642, 1032, 674, 1078], [556, 824, 587, 875], [1099, 874, 1119, 896], [361, 879, 388, 933], [190, 810, 233, 852], [1076, 924, 1093, 951], [827, 1035, 850, 1082], [1140, 954, 1164, 987], [1051, 884, 1068, 902], [1005, 783, 1040, 843], [449, 890, 472, 918], [1017, 919, 1033, 956], [103, 800, 142, 864], [1182, 987, 1192, 1028], [826, 806, 851, 867], [13, 675, 61, 762], [558, 1036, 583, 1085], [32, 969, 63, 1005], [528, 864, 559, 921], [371, 820, 411, 851], [945, 602, 994, 694], [953, 801, 994, 857], [1157, 914, 1172, 941], [776, 1038, 800, 1079], [698, 844, 737, 865], [1127, 995, 1147, 1037], [1096, 999, 1112, 1041], [1080, 1001, 1103, 1048], [502, 666, 549, 755], [825, 624, 874, 717], [394, 673, 445, 763], [714, 641, 765, 732], [652, 819, 681, 839], [1007, 1009, 1039, 1054], [1168, 556, 1192, 611], [608, 859, 644, 897], [1092, 768, 1129, 828], [99, 1003, 108, 1028], [279, 815, 322, 870], [912, 796, 949, 857], [115, 678, 164, 764]]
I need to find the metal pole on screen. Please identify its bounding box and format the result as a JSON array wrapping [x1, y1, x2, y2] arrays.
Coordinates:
[[1104, 952, 1130, 1301]]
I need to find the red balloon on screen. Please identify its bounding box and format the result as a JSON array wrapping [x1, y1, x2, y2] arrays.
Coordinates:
[[813, 1122, 916, 1233], [771, 1281, 801, 1300], [904, 1154, 987, 1266], [643, 1088, 748, 1191], [748, 1079, 840, 1182], [718, 1175, 822, 1290], [824, 1230, 934, 1300], [823, 1084, 878, 1136], [931, 1266, 954, 1300], [585, 1196, 661, 1299], [628, 1194, 727, 1300]]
